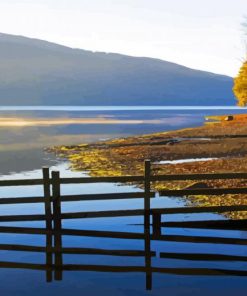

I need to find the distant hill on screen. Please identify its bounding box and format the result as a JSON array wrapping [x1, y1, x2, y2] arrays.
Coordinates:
[[0, 33, 235, 106]]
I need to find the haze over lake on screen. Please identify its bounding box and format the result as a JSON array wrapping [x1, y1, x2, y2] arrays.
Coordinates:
[[1, 105, 247, 175]]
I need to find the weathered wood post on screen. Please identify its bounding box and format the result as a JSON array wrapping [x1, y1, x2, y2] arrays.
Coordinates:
[[144, 160, 152, 290], [42, 167, 52, 282], [52, 170, 63, 281], [144, 160, 151, 220], [153, 211, 161, 236]]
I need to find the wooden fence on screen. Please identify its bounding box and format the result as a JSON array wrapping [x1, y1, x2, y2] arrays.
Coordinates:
[[1, 160, 247, 290]]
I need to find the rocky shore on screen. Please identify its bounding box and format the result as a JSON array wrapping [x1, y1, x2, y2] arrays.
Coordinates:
[[48, 120, 247, 219]]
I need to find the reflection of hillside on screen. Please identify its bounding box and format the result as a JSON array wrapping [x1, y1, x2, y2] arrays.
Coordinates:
[[0, 124, 123, 174], [0, 148, 57, 176]]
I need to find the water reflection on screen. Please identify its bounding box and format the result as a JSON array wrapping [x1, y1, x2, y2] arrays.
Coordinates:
[[2, 217, 247, 291], [1, 161, 247, 292], [2, 107, 247, 175], [2, 108, 247, 293]]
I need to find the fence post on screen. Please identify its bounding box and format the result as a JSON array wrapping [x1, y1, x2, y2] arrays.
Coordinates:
[[144, 160, 151, 220], [52, 171, 63, 281], [152, 212, 161, 236], [144, 160, 152, 290], [42, 167, 53, 282]]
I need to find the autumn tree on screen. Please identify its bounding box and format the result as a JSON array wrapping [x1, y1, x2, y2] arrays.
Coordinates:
[[233, 61, 247, 106], [233, 18, 247, 106]]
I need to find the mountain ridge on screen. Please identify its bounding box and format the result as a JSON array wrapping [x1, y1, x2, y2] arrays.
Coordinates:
[[0, 33, 235, 106]]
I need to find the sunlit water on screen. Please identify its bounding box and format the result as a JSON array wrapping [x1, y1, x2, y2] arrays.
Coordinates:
[[1, 107, 247, 295], [1, 105, 247, 175]]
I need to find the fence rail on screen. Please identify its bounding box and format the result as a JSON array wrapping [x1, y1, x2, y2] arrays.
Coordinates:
[[2, 170, 247, 187], [1, 160, 247, 290]]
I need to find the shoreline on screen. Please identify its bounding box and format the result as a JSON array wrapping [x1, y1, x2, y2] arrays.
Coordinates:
[[48, 120, 247, 220], [48, 121, 247, 176]]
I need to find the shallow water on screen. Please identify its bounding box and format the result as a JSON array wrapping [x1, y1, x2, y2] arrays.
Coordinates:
[[1, 163, 247, 295], [156, 158, 218, 165], [1, 107, 247, 294]]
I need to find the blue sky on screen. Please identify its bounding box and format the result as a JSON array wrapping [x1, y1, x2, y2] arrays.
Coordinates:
[[0, 0, 246, 76]]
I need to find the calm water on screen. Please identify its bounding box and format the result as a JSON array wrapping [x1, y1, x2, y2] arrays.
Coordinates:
[[1, 105, 247, 111], [1, 106, 247, 295], [1, 105, 247, 175]]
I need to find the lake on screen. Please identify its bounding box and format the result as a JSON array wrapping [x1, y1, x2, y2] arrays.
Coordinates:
[[1, 106, 247, 295], [1, 105, 247, 175]]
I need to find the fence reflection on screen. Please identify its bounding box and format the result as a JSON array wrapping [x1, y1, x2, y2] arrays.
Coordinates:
[[1, 161, 247, 290], [1, 221, 247, 290]]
